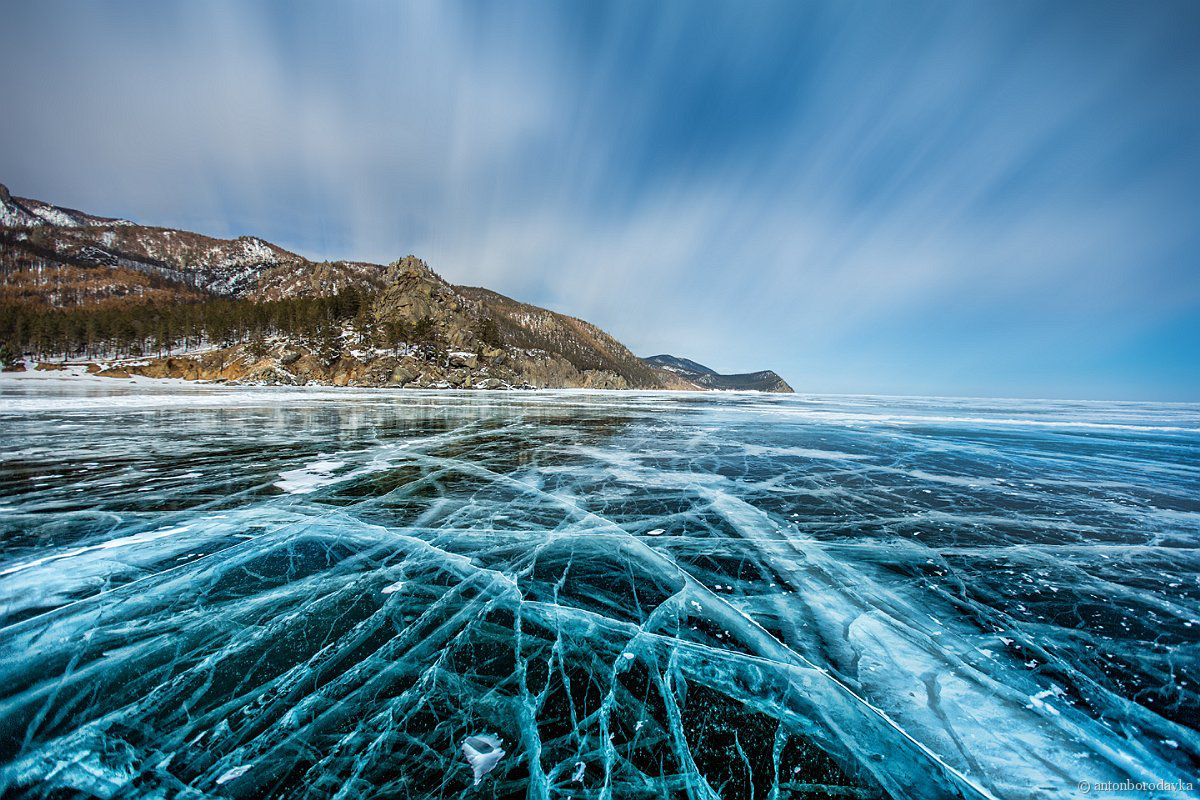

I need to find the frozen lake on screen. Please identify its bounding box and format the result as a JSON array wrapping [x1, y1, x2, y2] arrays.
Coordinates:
[[1, 376, 1197, 798]]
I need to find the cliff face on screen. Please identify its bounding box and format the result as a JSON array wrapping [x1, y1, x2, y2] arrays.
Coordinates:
[[456, 288, 695, 390], [1, 184, 791, 391]]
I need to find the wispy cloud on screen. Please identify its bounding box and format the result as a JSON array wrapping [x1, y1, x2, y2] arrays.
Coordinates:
[[2, 0, 1198, 398]]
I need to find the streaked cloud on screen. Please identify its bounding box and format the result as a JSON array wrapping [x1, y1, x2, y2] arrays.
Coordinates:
[[2, 0, 1197, 398]]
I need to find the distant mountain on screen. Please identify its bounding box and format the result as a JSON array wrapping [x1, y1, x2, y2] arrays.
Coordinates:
[[1, 183, 787, 391], [641, 354, 718, 376], [643, 354, 793, 393]]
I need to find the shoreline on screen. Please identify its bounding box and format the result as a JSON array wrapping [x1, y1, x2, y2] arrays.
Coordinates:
[[0, 359, 789, 395]]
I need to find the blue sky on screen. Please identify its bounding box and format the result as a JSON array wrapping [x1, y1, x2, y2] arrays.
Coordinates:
[[2, 1, 1198, 399]]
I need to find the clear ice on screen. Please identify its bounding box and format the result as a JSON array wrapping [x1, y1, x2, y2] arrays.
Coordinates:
[[0, 380, 1197, 799]]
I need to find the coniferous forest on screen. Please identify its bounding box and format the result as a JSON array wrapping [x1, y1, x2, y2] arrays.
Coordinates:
[[0, 288, 387, 366]]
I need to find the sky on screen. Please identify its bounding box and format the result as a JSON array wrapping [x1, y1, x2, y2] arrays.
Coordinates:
[[2, 1, 1198, 400]]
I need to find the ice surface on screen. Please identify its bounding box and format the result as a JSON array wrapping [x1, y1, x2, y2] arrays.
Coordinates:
[[0, 379, 1197, 798]]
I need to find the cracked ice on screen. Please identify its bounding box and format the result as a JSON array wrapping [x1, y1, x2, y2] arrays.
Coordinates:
[[0, 380, 1197, 799]]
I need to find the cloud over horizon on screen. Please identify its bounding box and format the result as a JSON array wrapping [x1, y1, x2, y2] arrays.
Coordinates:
[[3, 0, 1198, 399]]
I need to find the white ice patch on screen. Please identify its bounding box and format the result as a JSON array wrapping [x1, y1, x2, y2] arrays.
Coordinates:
[[461, 733, 505, 786], [1027, 687, 1063, 715], [0, 525, 191, 577], [381, 581, 406, 595], [740, 444, 870, 461], [275, 459, 346, 494], [215, 764, 252, 784]]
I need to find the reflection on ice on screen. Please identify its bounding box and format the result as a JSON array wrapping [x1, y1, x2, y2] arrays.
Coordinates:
[[0, 380, 1197, 799]]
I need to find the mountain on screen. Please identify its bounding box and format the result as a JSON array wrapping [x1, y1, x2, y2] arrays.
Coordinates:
[[641, 354, 718, 376], [643, 354, 794, 393], [1, 183, 788, 391]]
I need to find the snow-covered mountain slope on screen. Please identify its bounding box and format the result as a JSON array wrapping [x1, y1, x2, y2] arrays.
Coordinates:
[[1, 184, 131, 228], [1, 183, 317, 297]]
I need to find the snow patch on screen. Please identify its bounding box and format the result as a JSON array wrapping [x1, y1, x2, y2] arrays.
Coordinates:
[[275, 459, 346, 494]]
